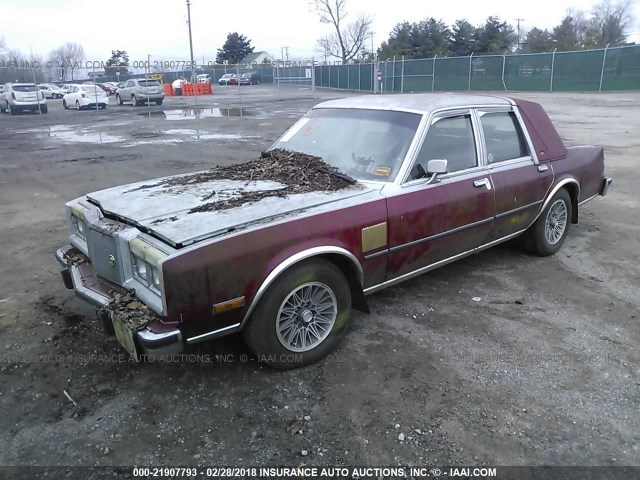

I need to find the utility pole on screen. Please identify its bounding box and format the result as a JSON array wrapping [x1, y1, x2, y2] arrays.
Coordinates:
[[186, 0, 195, 81], [281, 46, 289, 62], [515, 18, 525, 51]]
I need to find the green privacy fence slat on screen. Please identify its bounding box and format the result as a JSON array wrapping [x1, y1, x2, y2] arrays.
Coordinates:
[[552, 49, 603, 91], [311, 45, 640, 94], [601, 46, 640, 90], [433, 57, 466, 91]]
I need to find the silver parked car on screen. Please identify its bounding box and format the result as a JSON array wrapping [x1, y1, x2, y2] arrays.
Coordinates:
[[38, 83, 65, 99], [0, 83, 48, 114], [115, 79, 164, 106]]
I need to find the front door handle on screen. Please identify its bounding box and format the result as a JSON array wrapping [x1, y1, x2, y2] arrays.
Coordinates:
[[473, 178, 492, 190]]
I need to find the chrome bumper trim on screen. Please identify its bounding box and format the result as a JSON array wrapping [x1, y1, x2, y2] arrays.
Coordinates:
[[186, 323, 241, 345], [137, 328, 184, 357], [56, 248, 111, 308], [601, 176, 612, 196]]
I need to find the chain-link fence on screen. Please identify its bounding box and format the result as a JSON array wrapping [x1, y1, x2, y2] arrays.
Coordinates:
[[326, 44, 640, 94]]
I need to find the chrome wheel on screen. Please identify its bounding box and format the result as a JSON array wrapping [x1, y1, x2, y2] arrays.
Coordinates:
[[276, 281, 337, 352], [545, 199, 568, 245]]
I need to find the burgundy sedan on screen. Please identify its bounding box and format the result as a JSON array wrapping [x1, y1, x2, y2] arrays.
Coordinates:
[[56, 94, 611, 368]]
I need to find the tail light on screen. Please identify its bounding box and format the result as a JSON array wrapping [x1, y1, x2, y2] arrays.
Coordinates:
[[11, 92, 16, 100], [81, 93, 88, 98]]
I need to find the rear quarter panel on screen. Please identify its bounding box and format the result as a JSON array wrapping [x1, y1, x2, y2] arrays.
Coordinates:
[[553, 145, 605, 202]]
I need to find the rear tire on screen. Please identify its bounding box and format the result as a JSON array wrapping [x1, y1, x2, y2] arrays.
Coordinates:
[[40, 105, 48, 114], [76, 100, 81, 111], [523, 188, 572, 256], [156, 99, 163, 105], [243, 259, 351, 369], [0, 102, 5, 113]]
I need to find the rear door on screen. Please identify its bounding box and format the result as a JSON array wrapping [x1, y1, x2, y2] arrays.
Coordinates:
[[385, 110, 495, 279], [478, 108, 554, 239]]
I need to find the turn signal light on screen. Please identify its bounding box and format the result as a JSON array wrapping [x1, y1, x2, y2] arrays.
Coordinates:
[[212, 297, 245, 315]]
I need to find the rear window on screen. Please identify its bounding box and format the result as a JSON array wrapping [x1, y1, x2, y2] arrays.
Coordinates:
[[138, 80, 160, 86], [13, 85, 38, 92], [82, 86, 101, 93]]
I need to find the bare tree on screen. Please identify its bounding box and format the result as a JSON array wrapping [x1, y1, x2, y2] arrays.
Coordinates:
[[62, 42, 85, 80], [312, 0, 372, 64], [587, 0, 634, 46], [49, 46, 67, 81]]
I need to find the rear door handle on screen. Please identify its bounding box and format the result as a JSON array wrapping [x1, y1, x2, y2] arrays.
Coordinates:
[[473, 178, 492, 190]]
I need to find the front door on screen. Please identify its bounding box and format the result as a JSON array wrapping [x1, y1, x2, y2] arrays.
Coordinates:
[[386, 111, 495, 279]]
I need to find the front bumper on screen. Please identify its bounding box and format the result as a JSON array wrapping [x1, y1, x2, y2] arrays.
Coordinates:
[[56, 245, 183, 359]]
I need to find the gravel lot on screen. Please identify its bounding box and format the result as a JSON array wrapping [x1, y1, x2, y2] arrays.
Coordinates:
[[0, 85, 638, 471]]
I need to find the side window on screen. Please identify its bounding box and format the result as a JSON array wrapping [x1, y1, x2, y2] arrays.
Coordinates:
[[479, 111, 529, 163], [411, 114, 477, 178], [126, 81, 133, 88]]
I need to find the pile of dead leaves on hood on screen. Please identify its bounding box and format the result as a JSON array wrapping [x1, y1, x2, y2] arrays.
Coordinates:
[[130, 149, 358, 214], [100, 290, 158, 331]]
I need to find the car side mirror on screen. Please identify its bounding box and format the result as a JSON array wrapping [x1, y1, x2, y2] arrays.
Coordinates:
[[425, 159, 448, 184]]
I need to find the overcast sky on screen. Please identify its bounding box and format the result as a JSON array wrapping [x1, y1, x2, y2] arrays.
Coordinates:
[[0, 0, 638, 62]]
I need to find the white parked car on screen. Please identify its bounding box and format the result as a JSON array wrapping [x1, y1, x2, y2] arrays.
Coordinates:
[[62, 84, 109, 110], [0, 83, 47, 114], [38, 84, 65, 99]]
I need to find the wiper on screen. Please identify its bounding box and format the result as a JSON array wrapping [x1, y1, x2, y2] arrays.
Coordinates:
[[314, 167, 357, 185]]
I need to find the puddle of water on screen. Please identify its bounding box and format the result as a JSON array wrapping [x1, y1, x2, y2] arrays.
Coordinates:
[[17, 125, 124, 144], [122, 139, 185, 147], [139, 107, 257, 120], [162, 129, 256, 140]]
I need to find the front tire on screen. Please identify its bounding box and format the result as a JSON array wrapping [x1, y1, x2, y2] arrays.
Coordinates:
[[63, 99, 69, 109], [524, 188, 572, 256], [116, 94, 123, 105], [131, 95, 138, 106], [243, 259, 351, 369]]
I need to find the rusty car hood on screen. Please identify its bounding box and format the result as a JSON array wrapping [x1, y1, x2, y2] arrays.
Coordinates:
[[86, 173, 378, 247]]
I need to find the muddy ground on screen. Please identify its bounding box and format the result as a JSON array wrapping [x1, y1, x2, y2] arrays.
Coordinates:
[[0, 85, 638, 472]]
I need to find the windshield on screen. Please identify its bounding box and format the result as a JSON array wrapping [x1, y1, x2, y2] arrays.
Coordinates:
[[271, 108, 422, 182]]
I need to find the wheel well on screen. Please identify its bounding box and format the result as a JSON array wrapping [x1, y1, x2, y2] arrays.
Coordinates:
[[562, 183, 579, 224], [317, 253, 369, 313]]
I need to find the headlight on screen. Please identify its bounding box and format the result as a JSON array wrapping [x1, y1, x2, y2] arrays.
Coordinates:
[[129, 238, 168, 293], [71, 204, 87, 240]]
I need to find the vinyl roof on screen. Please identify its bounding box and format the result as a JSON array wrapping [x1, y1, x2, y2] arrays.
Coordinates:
[[315, 93, 513, 113]]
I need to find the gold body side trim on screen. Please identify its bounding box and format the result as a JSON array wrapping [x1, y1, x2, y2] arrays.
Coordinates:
[[361, 222, 388, 253]]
